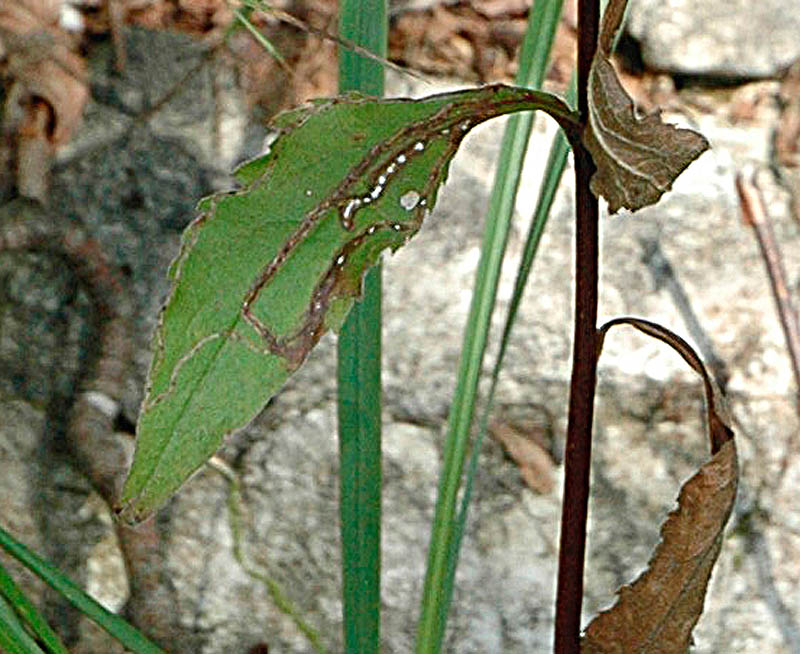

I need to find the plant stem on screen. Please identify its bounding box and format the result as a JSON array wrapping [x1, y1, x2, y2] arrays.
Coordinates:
[[554, 0, 600, 652], [415, 2, 566, 650], [736, 172, 800, 414]]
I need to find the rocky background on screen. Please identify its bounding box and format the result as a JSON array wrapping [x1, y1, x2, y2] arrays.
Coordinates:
[[1, 0, 800, 652]]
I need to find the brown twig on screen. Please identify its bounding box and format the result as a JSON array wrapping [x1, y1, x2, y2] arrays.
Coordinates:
[[735, 172, 800, 415]]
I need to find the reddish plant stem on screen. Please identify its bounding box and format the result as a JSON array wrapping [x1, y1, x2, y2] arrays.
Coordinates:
[[554, 0, 599, 651]]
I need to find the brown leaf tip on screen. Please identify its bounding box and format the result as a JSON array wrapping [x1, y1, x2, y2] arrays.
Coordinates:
[[581, 441, 738, 653], [584, 58, 709, 214]]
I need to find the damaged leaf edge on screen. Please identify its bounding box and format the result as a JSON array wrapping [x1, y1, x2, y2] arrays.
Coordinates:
[[581, 316, 738, 652]]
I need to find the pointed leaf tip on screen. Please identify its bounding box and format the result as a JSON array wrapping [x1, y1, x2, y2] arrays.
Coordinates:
[[586, 317, 738, 652], [581, 441, 737, 653], [119, 84, 578, 522]]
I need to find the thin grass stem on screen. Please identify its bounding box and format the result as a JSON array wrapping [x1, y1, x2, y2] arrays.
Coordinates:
[[415, 1, 566, 651], [337, 3, 387, 653]]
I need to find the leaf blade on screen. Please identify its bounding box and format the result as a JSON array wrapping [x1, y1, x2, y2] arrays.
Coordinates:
[[0, 561, 68, 654], [336, 1, 386, 652], [119, 86, 578, 523], [0, 526, 165, 654], [581, 441, 737, 653]]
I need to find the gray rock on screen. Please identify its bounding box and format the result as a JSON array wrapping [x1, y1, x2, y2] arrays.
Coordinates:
[[627, 0, 800, 79]]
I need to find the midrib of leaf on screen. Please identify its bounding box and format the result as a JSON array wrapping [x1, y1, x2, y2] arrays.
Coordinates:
[[587, 62, 668, 189], [650, 538, 722, 645], [125, 322, 236, 502]]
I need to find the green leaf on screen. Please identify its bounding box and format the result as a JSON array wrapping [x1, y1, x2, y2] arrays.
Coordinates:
[[118, 85, 579, 523], [583, 0, 709, 213]]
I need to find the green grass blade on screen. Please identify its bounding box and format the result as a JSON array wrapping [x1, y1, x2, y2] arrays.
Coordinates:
[[0, 561, 68, 654], [0, 593, 47, 654], [0, 525, 165, 654], [231, 7, 290, 72], [415, 1, 565, 651], [337, 2, 387, 654], [443, 74, 577, 646]]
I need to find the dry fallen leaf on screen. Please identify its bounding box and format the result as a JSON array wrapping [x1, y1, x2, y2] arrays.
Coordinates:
[[582, 0, 709, 213], [490, 421, 555, 494], [389, 2, 521, 82], [583, 317, 738, 653], [0, 0, 88, 146]]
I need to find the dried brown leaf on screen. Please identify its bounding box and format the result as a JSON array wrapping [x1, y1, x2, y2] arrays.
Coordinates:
[[0, 1, 88, 145], [581, 441, 737, 653], [582, 0, 709, 214], [584, 317, 738, 653], [490, 421, 555, 494]]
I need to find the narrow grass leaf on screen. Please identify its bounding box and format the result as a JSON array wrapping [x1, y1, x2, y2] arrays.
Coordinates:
[[0, 562, 68, 654], [0, 526, 165, 654], [337, 4, 387, 652], [0, 593, 47, 654], [445, 75, 576, 649], [415, 1, 566, 651], [231, 7, 291, 74]]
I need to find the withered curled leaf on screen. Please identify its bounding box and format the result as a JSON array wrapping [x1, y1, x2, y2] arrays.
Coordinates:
[[582, 0, 709, 213], [582, 441, 737, 653], [582, 317, 738, 653]]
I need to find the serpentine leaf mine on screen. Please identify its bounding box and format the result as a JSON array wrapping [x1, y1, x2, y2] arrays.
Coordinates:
[[118, 85, 579, 523]]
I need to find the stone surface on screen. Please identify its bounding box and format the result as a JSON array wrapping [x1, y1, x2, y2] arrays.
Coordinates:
[[627, 0, 800, 79], [1, 23, 800, 654]]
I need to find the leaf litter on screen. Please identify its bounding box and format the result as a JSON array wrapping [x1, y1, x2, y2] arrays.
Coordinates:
[[0, 0, 88, 146]]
